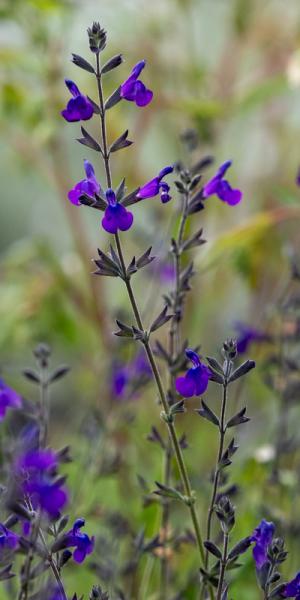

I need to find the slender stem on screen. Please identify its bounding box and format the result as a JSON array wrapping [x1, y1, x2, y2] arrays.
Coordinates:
[[205, 383, 228, 569], [216, 532, 229, 600], [94, 54, 206, 570], [38, 529, 68, 600], [39, 368, 49, 449], [160, 190, 190, 598]]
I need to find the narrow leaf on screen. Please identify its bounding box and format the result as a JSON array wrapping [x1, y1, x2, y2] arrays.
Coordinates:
[[110, 129, 133, 153], [101, 54, 123, 73], [105, 86, 121, 110], [229, 360, 256, 383], [71, 53, 95, 74], [196, 400, 219, 427], [77, 127, 102, 152]]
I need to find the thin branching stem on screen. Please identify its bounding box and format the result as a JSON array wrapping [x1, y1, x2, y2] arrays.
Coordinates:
[[205, 383, 228, 569], [94, 53, 207, 573], [216, 532, 229, 600]]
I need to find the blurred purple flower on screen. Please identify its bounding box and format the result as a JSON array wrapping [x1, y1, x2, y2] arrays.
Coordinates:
[[111, 351, 152, 400], [137, 166, 174, 203], [0, 379, 22, 421], [112, 363, 129, 398], [176, 349, 211, 398], [203, 160, 242, 206], [251, 519, 275, 569], [120, 60, 153, 107], [284, 572, 300, 598], [235, 322, 269, 354], [0, 524, 19, 560], [61, 80, 94, 122], [18, 449, 68, 519], [63, 518, 95, 563], [296, 167, 300, 186], [68, 160, 101, 206], [102, 188, 133, 234]]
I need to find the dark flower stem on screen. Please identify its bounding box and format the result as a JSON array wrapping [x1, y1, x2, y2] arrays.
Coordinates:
[[160, 189, 190, 598], [94, 54, 206, 570], [38, 528, 68, 600], [205, 382, 228, 568], [216, 532, 229, 600], [39, 368, 49, 449]]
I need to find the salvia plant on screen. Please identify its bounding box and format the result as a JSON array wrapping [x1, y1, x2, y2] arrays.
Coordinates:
[[1, 19, 300, 600]]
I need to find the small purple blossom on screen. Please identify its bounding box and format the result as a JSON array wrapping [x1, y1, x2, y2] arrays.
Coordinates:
[[63, 518, 95, 564], [18, 449, 68, 519], [0, 524, 19, 560], [68, 160, 101, 206], [296, 167, 300, 187], [176, 349, 211, 398], [0, 379, 22, 421], [102, 188, 133, 234], [61, 80, 94, 122], [284, 572, 300, 598], [137, 165, 174, 203], [120, 60, 153, 107], [203, 160, 242, 206], [251, 519, 275, 569], [235, 322, 269, 354], [111, 351, 152, 400]]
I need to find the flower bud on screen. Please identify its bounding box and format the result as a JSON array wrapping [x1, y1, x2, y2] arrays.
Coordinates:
[[87, 22, 107, 53]]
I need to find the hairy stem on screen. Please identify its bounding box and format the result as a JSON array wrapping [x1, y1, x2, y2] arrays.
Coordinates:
[[216, 532, 229, 600], [94, 54, 206, 571], [205, 383, 228, 569]]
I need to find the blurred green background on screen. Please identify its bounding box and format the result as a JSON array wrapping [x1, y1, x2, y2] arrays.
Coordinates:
[[1, 0, 300, 598]]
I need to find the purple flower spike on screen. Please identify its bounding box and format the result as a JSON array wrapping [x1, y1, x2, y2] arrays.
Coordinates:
[[137, 165, 174, 203], [64, 518, 95, 563], [296, 167, 300, 187], [0, 379, 22, 421], [203, 160, 242, 206], [61, 80, 94, 122], [68, 160, 101, 206], [0, 524, 19, 560], [120, 60, 153, 107], [284, 572, 300, 598], [251, 519, 275, 569], [176, 349, 211, 398], [102, 188, 133, 234]]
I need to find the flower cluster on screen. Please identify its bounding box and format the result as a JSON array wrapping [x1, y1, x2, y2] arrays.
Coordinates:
[[17, 449, 68, 519]]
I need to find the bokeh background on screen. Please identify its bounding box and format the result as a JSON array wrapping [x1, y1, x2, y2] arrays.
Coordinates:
[[1, 0, 300, 598]]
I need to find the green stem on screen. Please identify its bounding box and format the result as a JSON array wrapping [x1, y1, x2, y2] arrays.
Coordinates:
[[205, 384, 228, 569], [216, 532, 229, 600], [94, 54, 206, 571]]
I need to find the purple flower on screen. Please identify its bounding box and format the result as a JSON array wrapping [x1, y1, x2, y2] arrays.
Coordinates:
[[18, 449, 68, 519], [61, 80, 94, 122], [296, 167, 300, 187], [284, 572, 300, 598], [235, 322, 269, 354], [203, 161, 242, 206], [120, 60, 153, 107], [112, 363, 129, 398], [0, 524, 19, 560], [176, 349, 211, 398], [111, 351, 152, 400], [251, 519, 275, 569], [102, 188, 133, 234], [137, 166, 174, 203], [63, 518, 95, 563], [0, 379, 22, 421], [68, 160, 101, 206]]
